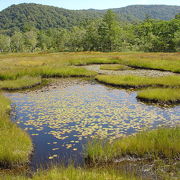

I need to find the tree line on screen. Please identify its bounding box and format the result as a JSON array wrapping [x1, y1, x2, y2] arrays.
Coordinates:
[[0, 11, 179, 53]]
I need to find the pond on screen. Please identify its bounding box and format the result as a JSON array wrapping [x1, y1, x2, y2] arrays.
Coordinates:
[[5, 78, 180, 170]]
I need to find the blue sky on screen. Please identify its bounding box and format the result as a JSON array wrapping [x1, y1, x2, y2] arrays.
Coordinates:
[[0, 0, 180, 11]]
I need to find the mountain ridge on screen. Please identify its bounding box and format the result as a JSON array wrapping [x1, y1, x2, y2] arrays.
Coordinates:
[[0, 3, 179, 32]]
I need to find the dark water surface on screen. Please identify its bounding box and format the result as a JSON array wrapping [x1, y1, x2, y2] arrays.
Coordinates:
[[5, 78, 180, 170]]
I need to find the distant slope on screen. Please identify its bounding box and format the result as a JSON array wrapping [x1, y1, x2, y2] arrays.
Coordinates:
[[111, 5, 180, 21], [0, 3, 102, 31], [0, 3, 179, 32]]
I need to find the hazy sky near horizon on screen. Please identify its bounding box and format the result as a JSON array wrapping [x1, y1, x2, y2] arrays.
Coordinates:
[[0, 0, 180, 11]]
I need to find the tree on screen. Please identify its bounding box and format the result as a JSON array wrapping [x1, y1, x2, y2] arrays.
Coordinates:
[[173, 30, 180, 52], [175, 13, 180, 19], [83, 20, 100, 51], [24, 30, 37, 52], [68, 27, 86, 51], [0, 34, 10, 52], [11, 31, 24, 52], [98, 10, 122, 51]]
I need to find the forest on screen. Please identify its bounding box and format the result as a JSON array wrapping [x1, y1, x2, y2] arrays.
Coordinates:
[[0, 4, 180, 53]]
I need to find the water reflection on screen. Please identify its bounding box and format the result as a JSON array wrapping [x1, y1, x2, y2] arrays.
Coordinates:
[[6, 78, 180, 170]]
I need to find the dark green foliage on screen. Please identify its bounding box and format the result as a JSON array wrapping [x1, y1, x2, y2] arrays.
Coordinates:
[[112, 5, 180, 21], [0, 3, 180, 34], [135, 19, 180, 52], [0, 3, 102, 34], [0, 3, 180, 53]]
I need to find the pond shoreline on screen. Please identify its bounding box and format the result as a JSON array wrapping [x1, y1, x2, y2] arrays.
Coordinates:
[[0, 52, 180, 178]]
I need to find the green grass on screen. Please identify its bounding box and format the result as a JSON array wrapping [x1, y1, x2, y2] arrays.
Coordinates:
[[0, 76, 42, 90], [69, 57, 120, 66], [0, 167, 137, 180], [96, 74, 180, 88], [39, 66, 97, 78], [0, 52, 179, 81], [33, 167, 136, 180], [86, 127, 180, 163], [100, 64, 134, 71], [0, 52, 179, 177], [0, 67, 97, 80], [137, 88, 180, 103], [116, 56, 180, 73], [0, 94, 33, 167]]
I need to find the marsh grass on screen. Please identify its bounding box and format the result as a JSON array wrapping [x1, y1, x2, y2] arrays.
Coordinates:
[[95, 75, 180, 88], [0, 76, 42, 90], [116, 55, 180, 73], [69, 57, 120, 66], [39, 66, 97, 78], [0, 52, 180, 177], [33, 166, 137, 180], [0, 52, 179, 81], [0, 66, 97, 81], [100, 64, 134, 71], [137, 88, 180, 104], [86, 127, 180, 164], [0, 94, 32, 167], [0, 166, 137, 180]]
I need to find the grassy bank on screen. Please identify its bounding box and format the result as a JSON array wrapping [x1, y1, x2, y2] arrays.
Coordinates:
[[0, 52, 179, 80], [116, 55, 180, 73], [0, 67, 97, 80], [137, 88, 180, 104], [69, 57, 120, 66], [0, 167, 137, 180], [100, 64, 133, 71], [0, 94, 32, 167], [86, 127, 180, 163], [96, 74, 180, 88], [0, 76, 42, 90]]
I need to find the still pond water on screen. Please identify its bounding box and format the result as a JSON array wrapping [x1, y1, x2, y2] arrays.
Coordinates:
[[6, 78, 180, 170]]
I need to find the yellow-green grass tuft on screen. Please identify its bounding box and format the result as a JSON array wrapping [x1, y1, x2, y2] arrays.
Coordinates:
[[137, 88, 180, 104], [95, 75, 180, 88], [33, 166, 136, 180], [39, 66, 97, 78], [0, 76, 42, 90], [100, 64, 133, 71], [86, 127, 180, 163], [0, 94, 33, 167], [117, 57, 180, 73], [0, 67, 97, 80], [0, 167, 137, 180], [69, 57, 120, 66]]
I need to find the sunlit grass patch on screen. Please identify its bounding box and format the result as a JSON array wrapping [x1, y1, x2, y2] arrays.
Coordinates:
[[100, 64, 133, 71], [137, 88, 180, 104], [33, 166, 136, 180], [86, 127, 180, 163], [69, 57, 120, 66], [116, 57, 180, 73], [95, 75, 180, 88], [0, 76, 42, 90], [39, 66, 97, 78], [0, 94, 32, 167], [0, 172, 28, 180], [0, 67, 97, 81], [0, 166, 137, 180]]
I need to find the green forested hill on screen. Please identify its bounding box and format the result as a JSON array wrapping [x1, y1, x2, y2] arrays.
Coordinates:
[[0, 3, 179, 32], [0, 3, 102, 31], [111, 5, 180, 21]]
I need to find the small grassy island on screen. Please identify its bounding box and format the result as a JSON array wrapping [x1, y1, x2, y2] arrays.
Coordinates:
[[137, 88, 180, 104]]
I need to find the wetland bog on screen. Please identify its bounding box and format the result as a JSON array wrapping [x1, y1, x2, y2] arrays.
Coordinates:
[[0, 52, 180, 179], [5, 78, 180, 170]]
